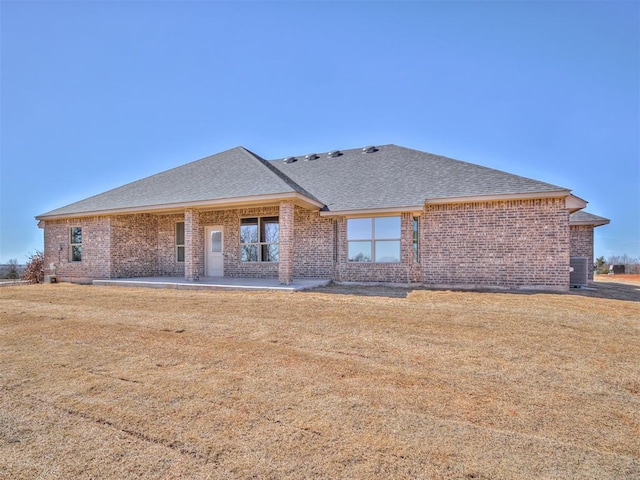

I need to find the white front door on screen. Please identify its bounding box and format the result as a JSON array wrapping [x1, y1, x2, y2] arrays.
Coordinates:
[[205, 225, 224, 277]]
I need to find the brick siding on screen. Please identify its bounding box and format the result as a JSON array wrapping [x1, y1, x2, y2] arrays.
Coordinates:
[[157, 214, 185, 276], [42, 197, 576, 290], [43, 217, 112, 283], [570, 225, 595, 281], [110, 214, 159, 278], [422, 198, 570, 290]]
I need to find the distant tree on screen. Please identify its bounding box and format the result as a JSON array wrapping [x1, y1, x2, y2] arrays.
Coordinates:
[[594, 256, 608, 275], [4, 259, 19, 279], [22, 251, 44, 284], [606, 254, 640, 275]]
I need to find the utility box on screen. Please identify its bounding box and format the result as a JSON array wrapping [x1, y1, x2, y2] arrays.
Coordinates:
[[570, 257, 589, 287]]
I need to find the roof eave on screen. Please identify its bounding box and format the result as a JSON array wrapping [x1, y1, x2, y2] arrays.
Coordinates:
[[570, 219, 611, 227], [319, 190, 576, 217], [319, 205, 424, 217], [36, 192, 324, 221], [423, 189, 573, 206]]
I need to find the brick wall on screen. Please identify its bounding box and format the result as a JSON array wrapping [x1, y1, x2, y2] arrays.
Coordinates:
[[197, 205, 334, 279], [422, 198, 570, 290], [157, 214, 185, 276], [570, 225, 594, 281], [110, 214, 159, 278], [292, 206, 334, 278], [42, 197, 573, 289], [42, 217, 112, 283], [199, 207, 279, 278]]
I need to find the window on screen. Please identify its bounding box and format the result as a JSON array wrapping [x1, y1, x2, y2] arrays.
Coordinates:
[[412, 217, 419, 263], [176, 222, 185, 262], [240, 216, 279, 262], [347, 216, 401, 263], [70, 227, 82, 262]]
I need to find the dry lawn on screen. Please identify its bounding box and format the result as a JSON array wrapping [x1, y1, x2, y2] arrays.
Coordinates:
[[1, 281, 639, 479]]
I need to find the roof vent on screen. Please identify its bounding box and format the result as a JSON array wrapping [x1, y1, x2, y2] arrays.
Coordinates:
[[283, 156, 297, 164], [327, 150, 342, 158], [362, 146, 378, 153], [305, 153, 319, 161]]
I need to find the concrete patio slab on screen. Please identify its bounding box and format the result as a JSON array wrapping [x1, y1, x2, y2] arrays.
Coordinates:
[[92, 277, 331, 292]]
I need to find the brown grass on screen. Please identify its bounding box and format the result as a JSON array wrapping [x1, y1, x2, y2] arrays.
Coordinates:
[[1, 282, 639, 479]]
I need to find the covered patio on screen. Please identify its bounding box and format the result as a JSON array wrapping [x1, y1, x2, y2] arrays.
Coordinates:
[[92, 276, 331, 292]]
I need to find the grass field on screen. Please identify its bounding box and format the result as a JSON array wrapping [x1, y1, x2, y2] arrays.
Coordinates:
[[1, 279, 639, 479]]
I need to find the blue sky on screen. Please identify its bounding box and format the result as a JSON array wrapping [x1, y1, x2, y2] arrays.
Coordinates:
[[1, 1, 638, 263]]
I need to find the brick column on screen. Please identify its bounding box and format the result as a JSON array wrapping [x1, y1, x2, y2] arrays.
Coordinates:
[[184, 209, 200, 281], [278, 201, 294, 285]]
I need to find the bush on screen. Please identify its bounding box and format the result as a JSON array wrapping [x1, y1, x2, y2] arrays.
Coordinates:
[[22, 251, 44, 284]]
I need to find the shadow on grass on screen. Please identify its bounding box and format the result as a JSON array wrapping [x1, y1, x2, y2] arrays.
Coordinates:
[[568, 281, 640, 302], [306, 281, 640, 302]]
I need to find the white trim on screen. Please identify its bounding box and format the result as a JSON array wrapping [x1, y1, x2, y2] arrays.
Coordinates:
[[320, 206, 423, 218], [319, 190, 573, 217], [570, 219, 610, 227], [565, 194, 588, 212], [36, 192, 324, 220], [423, 190, 571, 205]]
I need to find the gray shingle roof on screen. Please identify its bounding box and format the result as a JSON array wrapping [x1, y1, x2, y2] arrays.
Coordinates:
[[569, 211, 610, 226], [270, 144, 568, 212], [38, 147, 314, 218], [38, 144, 575, 219]]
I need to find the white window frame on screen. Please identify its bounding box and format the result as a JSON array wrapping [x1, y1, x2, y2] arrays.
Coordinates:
[[412, 217, 419, 263], [70, 226, 82, 262], [347, 216, 402, 263], [176, 222, 185, 263]]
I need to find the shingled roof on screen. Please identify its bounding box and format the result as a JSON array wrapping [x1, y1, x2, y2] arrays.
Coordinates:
[[37, 147, 321, 219], [569, 211, 610, 226], [271, 144, 569, 212], [38, 144, 582, 220]]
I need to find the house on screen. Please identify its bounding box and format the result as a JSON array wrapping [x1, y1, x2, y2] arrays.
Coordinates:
[[36, 144, 609, 290]]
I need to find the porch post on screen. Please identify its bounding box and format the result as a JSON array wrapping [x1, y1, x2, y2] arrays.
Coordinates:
[[184, 209, 200, 281], [279, 201, 294, 285]]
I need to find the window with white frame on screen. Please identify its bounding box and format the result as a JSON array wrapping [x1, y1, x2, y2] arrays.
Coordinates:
[[240, 217, 279, 262], [70, 227, 82, 262], [347, 216, 401, 263], [412, 217, 419, 263], [176, 222, 185, 262]]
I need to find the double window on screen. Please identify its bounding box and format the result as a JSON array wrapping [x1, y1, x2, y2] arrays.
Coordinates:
[[347, 217, 401, 263], [240, 217, 279, 262], [70, 227, 82, 262]]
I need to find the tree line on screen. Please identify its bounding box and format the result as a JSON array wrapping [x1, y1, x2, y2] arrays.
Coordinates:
[[594, 254, 640, 275]]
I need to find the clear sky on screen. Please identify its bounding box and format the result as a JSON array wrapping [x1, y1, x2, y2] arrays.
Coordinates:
[[1, 0, 638, 263]]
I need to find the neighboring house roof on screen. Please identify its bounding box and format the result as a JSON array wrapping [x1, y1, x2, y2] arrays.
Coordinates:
[[271, 144, 570, 213], [37, 147, 323, 219], [570, 211, 610, 226], [37, 144, 587, 220]]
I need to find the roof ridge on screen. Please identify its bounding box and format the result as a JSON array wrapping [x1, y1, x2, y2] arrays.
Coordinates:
[[242, 147, 324, 205]]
